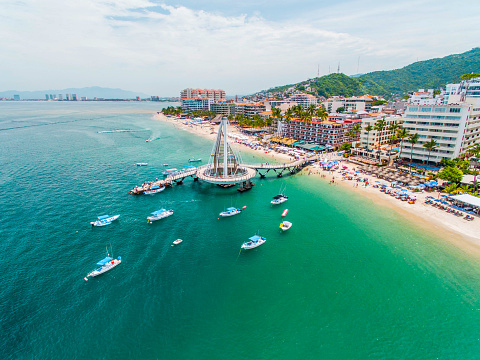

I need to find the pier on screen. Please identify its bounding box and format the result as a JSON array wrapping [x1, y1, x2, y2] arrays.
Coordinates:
[[129, 117, 317, 195], [129, 157, 315, 195]]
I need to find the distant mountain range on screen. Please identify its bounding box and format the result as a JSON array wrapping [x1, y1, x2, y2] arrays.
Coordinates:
[[264, 47, 480, 97], [0, 86, 150, 100]]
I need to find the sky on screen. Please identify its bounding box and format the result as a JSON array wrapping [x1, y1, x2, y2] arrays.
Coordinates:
[[1, 0, 479, 96]]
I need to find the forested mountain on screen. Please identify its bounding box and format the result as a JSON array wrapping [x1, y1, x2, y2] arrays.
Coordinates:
[[263, 47, 480, 97]]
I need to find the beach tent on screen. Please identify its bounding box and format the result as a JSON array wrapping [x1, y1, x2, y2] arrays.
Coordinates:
[[449, 194, 480, 208]]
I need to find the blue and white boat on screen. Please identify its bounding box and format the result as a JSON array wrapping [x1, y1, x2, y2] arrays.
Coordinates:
[[84, 250, 121, 281], [241, 234, 266, 250], [219, 207, 241, 217], [189, 157, 202, 162], [90, 214, 120, 227], [143, 185, 165, 195], [162, 168, 178, 177], [147, 208, 174, 223]]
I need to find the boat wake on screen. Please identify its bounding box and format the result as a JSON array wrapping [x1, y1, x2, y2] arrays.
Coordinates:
[[97, 129, 149, 134]]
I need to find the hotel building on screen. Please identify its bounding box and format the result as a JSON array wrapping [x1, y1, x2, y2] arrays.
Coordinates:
[[323, 95, 374, 113], [180, 88, 226, 101], [288, 92, 317, 109], [357, 115, 404, 149], [279, 115, 362, 149]]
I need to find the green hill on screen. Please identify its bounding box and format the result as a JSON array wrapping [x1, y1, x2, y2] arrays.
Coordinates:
[[360, 47, 480, 94], [263, 47, 480, 97]]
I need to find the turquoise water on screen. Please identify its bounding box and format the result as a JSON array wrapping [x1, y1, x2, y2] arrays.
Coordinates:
[[2, 102, 480, 359]]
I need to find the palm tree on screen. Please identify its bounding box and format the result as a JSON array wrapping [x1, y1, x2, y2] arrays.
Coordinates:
[[387, 135, 397, 166], [396, 127, 409, 161], [466, 143, 480, 192], [374, 118, 386, 163], [284, 108, 293, 123], [422, 139, 438, 168], [407, 133, 420, 174], [365, 124, 373, 151], [315, 105, 329, 122], [350, 123, 361, 145]]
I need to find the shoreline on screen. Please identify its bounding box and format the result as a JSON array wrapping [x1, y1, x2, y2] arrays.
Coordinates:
[[152, 112, 480, 256]]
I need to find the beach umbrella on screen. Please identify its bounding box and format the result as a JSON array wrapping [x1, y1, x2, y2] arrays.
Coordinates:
[[426, 196, 435, 199], [375, 181, 380, 183], [440, 195, 449, 198]]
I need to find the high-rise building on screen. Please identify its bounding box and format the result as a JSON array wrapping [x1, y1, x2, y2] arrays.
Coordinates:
[[13, 95, 20, 101], [180, 88, 226, 102], [400, 79, 480, 163], [45, 94, 49, 100], [72, 94, 77, 101]]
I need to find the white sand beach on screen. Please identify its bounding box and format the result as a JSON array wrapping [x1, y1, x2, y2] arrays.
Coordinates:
[[153, 112, 480, 255]]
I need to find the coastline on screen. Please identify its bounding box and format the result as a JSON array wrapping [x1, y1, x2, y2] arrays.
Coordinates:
[[153, 112, 480, 256]]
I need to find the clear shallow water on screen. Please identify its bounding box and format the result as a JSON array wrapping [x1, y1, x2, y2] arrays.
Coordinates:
[[2, 102, 480, 359]]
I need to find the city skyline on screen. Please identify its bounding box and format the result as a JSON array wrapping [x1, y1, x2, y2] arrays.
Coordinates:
[[1, 0, 480, 96]]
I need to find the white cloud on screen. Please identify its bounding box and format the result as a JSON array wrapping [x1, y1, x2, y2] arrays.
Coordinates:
[[0, 0, 479, 95]]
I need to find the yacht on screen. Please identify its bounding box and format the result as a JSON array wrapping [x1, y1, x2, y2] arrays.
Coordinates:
[[147, 209, 174, 223], [84, 249, 121, 281], [173, 239, 183, 245], [90, 214, 120, 227], [241, 234, 266, 250], [271, 194, 288, 205], [143, 185, 165, 195], [135, 162, 148, 166], [189, 157, 202, 162], [219, 207, 241, 217]]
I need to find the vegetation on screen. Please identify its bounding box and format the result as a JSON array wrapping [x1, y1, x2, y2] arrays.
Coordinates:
[[162, 106, 183, 115], [264, 48, 480, 97], [365, 124, 373, 151], [438, 166, 463, 183], [407, 133, 420, 174], [422, 139, 438, 166], [374, 119, 386, 162]]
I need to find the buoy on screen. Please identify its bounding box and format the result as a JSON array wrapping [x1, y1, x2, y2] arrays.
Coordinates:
[[84, 277, 88, 281], [217, 218, 220, 220], [242, 206, 247, 209], [281, 209, 288, 217]]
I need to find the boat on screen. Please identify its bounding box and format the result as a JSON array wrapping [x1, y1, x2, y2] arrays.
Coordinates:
[[173, 239, 183, 245], [90, 214, 120, 227], [241, 234, 266, 250], [189, 157, 202, 162], [219, 207, 241, 217], [143, 185, 165, 195], [279, 221, 292, 231], [84, 248, 121, 281], [162, 168, 178, 176], [147, 208, 174, 223], [271, 194, 288, 205], [281, 209, 288, 217], [135, 162, 148, 166]]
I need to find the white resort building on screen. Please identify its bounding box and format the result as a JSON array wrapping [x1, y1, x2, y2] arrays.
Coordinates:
[[400, 79, 480, 164]]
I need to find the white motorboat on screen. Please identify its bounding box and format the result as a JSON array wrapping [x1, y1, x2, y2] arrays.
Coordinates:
[[189, 157, 202, 162], [241, 235, 266, 250], [279, 221, 292, 231], [219, 207, 241, 217], [147, 209, 174, 223], [90, 214, 120, 227], [173, 239, 183, 245], [143, 185, 165, 195], [271, 194, 288, 205], [84, 249, 121, 281], [135, 162, 148, 166]]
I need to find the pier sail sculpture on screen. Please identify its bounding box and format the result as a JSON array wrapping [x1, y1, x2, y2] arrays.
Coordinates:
[[196, 117, 256, 185]]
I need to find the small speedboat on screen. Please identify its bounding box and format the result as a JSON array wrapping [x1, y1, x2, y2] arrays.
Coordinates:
[[84, 250, 121, 281], [219, 207, 241, 217], [143, 185, 165, 195], [271, 194, 288, 205], [173, 239, 183, 245], [147, 209, 174, 223], [90, 214, 120, 227], [189, 157, 202, 162], [135, 162, 148, 166], [241, 235, 266, 250], [279, 221, 292, 231]]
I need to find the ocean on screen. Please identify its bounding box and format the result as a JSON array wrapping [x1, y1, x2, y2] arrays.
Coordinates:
[[2, 101, 480, 359]]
